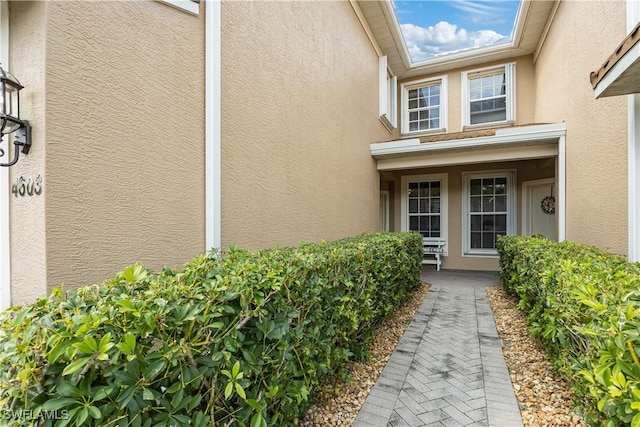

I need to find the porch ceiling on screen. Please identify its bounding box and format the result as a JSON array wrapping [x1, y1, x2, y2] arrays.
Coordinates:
[[370, 123, 566, 171]]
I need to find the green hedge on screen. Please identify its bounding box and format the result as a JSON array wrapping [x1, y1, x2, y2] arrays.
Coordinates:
[[497, 235, 640, 426], [0, 232, 422, 427]]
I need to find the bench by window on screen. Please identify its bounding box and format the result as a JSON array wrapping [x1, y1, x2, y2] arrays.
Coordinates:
[[401, 173, 449, 270], [423, 237, 446, 271]]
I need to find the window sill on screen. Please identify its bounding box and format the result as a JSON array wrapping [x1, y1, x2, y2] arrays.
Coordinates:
[[379, 115, 396, 133], [463, 251, 499, 258], [401, 128, 447, 138], [462, 121, 515, 132], [157, 0, 199, 15]]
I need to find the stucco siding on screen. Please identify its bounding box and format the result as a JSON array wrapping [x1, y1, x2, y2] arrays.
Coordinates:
[[9, 1, 48, 305], [40, 1, 206, 293], [534, 0, 628, 255], [221, 1, 389, 249]]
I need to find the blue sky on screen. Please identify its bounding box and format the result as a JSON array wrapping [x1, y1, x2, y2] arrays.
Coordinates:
[[393, 1, 521, 61]]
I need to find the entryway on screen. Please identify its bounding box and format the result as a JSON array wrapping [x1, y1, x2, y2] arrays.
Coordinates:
[[522, 178, 557, 240]]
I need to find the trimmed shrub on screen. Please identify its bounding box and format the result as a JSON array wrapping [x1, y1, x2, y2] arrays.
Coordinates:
[[0, 231, 422, 427], [497, 235, 640, 426]]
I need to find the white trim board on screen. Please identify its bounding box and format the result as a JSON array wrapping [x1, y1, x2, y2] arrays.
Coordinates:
[[157, 0, 200, 15], [629, 93, 640, 261], [628, 0, 640, 262], [205, 0, 221, 251]]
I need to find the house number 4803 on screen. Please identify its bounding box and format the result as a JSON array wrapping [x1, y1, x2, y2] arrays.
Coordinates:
[[12, 174, 42, 197]]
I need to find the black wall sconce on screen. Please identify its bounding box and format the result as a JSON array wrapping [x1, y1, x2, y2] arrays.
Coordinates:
[[0, 64, 31, 167]]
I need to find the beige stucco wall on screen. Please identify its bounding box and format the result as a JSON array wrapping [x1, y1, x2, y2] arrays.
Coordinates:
[[397, 55, 535, 136], [534, 0, 628, 255], [9, 0, 206, 303], [9, 1, 47, 304], [221, 1, 391, 249], [386, 158, 555, 271]]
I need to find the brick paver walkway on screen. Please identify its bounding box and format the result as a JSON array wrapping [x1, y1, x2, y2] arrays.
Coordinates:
[[353, 270, 523, 427]]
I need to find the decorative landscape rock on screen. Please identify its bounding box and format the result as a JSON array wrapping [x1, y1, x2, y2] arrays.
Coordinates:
[[301, 283, 586, 427], [487, 286, 586, 427]]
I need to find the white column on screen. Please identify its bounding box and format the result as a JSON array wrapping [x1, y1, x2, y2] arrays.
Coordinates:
[[205, 0, 221, 251], [558, 135, 566, 242]]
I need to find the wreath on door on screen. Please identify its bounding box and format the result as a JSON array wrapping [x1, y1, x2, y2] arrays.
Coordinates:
[[540, 185, 555, 214], [541, 196, 555, 214]]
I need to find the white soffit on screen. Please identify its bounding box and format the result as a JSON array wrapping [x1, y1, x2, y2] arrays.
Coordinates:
[[375, 143, 558, 171]]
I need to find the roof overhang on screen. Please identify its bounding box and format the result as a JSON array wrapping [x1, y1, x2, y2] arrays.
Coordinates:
[[356, 0, 557, 79], [591, 21, 640, 98], [370, 123, 566, 170]]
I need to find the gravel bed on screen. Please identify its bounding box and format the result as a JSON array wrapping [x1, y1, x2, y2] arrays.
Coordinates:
[[487, 285, 586, 427], [299, 284, 431, 426], [299, 283, 586, 427]]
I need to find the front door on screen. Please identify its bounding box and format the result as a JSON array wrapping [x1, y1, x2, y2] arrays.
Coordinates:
[[523, 179, 557, 240]]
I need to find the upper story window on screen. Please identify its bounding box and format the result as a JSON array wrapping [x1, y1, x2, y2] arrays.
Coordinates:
[[401, 76, 447, 135], [379, 56, 397, 131], [462, 63, 515, 128]]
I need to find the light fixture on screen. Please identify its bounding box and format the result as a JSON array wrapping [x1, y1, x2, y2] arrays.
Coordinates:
[[0, 64, 31, 167]]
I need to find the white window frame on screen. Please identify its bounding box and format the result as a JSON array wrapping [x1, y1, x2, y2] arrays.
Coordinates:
[[461, 63, 515, 129], [401, 173, 448, 255], [157, 0, 199, 15], [462, 170, 516, 257], [401, 75, 447, 136], [379, 56, 397, 131]]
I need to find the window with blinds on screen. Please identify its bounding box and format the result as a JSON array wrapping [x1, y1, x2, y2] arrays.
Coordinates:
[[469, 72, 506, 125], [462, 63, 515, 128]]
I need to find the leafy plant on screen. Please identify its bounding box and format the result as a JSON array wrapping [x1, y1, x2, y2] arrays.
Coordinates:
[[0, 231, 422, 426], [497, 235, 640, 426]]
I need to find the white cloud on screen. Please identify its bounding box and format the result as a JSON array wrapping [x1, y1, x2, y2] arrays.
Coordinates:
[[400, 21, 509, 61], [449, 0, 510, 25]]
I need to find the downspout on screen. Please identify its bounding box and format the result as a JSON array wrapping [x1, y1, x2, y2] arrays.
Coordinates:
[[0, 0, 11, 309], [205, 0, 221, 251]]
